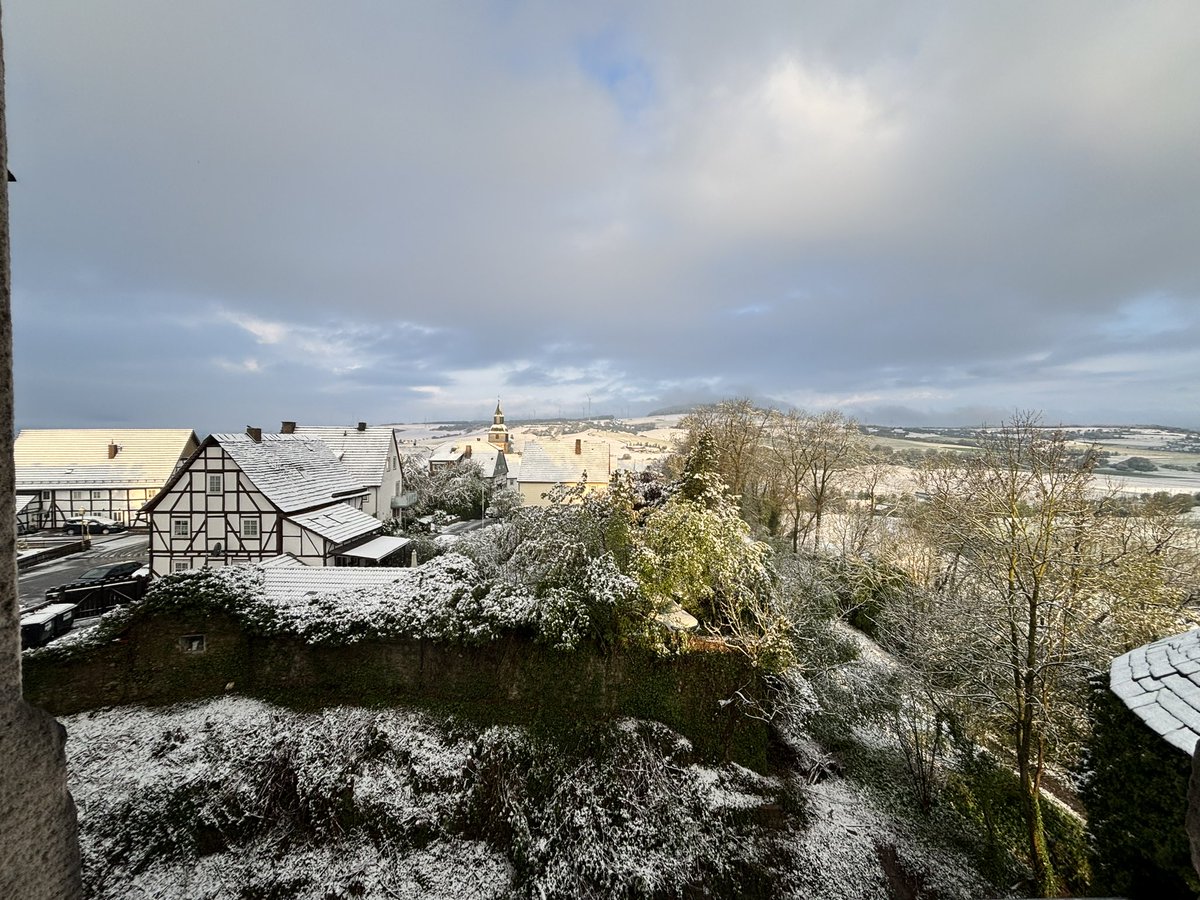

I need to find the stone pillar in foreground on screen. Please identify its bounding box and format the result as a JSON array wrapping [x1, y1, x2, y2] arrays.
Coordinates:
[[0, 5, 83, 895]]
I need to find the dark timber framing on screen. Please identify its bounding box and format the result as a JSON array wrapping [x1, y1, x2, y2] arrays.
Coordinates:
[[144, 434, 375, 577]]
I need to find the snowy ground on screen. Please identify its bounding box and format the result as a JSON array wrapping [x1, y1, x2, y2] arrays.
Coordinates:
[[61, 684, 1002, 898]]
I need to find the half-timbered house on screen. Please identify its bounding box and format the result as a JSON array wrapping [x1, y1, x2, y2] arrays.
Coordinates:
[[15, 428, 199, 529], [144, 430, 402, 577]]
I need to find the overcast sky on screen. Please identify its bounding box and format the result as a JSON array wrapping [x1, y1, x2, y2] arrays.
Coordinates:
[[6, 1, 1199, 434]]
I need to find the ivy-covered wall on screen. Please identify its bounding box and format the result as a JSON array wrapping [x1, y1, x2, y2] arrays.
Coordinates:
[[1082, 675, 1200, 899], [22, 610, 769, 768]]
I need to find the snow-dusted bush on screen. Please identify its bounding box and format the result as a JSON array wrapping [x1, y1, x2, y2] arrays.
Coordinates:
[[457, 719, 790, 897], [64, 694, 1006, 900], [66, 700, 511, 899]]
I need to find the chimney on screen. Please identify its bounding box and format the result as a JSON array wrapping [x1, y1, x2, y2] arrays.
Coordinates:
[[357, 421, 367, 432], [464, 444, 472, 458], [281, 421, 296, 434], [574, 438, 582, 455], [107, 443, 119, 459], [246, 426, 262, 443]]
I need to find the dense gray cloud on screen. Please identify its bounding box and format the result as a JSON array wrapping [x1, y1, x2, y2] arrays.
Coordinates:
[[6, 0, 1199, 433]]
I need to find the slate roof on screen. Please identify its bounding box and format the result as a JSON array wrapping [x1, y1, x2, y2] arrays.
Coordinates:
[[211, 434, 366, 513], [291, 425, 396, 488], [518, 439, 611, 486], [259, 565, 408, 603], [429, 439, 507, 478], [1110, 627, 1200, 755], [15, 428, 197, 490], [288, 503, 381, 545]]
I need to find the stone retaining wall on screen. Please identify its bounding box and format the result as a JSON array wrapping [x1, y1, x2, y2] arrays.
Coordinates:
[[23, 609, 769, 767]]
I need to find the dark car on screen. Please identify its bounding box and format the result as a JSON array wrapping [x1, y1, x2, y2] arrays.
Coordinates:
[[62, 516, 126, 535], [68, 561, 144, 586]]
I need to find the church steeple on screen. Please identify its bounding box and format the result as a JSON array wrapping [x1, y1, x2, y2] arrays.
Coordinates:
[[488, 399, 511, 451]]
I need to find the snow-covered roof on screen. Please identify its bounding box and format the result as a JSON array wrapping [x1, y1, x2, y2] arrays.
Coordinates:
[[258, 554, 305, 569], [518, 439, 611, 486], [211, 434, 366, 513], [505, 457, 522, 482], [338, 535, 411, 561], [1110, 628, 1200, 755], [291, 425, 396, 488], [15, 428, 197, 490], [429, 439, 506, 478], [259, 565, 409, 604], [288, 503, 381, 545]]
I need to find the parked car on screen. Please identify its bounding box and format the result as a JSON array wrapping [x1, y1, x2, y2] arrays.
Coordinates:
[[67, 561, 144, 587], [62, 516, 125, 536]]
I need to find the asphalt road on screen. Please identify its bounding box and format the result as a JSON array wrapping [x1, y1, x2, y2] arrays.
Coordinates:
[[18, 532, 149, 609]]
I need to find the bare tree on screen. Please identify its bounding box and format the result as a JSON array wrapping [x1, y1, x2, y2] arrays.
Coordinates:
[[678, 399, 776, 528], [767, 409, 862, 553], [676, 400, 768, 501], [909, 413, 1194, 896]]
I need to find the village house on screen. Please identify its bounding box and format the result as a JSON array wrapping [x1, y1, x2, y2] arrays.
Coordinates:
[[14, 428, 199, 529], [283, 421, 405, 521], [143, 429, 409, 577], [516, 438, 612, 506], [428, 438, 508, 481]]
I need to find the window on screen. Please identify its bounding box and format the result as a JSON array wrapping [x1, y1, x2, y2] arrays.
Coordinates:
[[207, 473, 223, 495], [172, 560, 189, 573], [172, 518, 190, 537], [179, 634, 206, 653], [91, 490, 103, 500], [41, 491, 50, 500], [241, 518, 260, 538]]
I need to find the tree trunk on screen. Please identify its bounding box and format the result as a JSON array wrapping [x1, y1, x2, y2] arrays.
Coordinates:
[[1018, 758, 1057, 896]]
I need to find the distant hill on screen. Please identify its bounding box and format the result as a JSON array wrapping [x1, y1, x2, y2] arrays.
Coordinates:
[[645, 404, 700, 417]]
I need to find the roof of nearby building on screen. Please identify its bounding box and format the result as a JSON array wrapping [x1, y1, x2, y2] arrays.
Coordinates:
[[258, 554, 305, 569], [15, 429, 197, 490], [518, 439, 611, 486], [258, 564, 408, 603], [208, 433, 366, 513], [337, 535, 411, 561], [288, 503, 381, 545], [429, 439, 506, 478], [1110, 627, 1200, 755], [291, 425, 396, 488]]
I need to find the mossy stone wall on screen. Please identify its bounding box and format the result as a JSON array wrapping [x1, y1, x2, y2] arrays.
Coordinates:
[[23, 612, 767, 767]]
